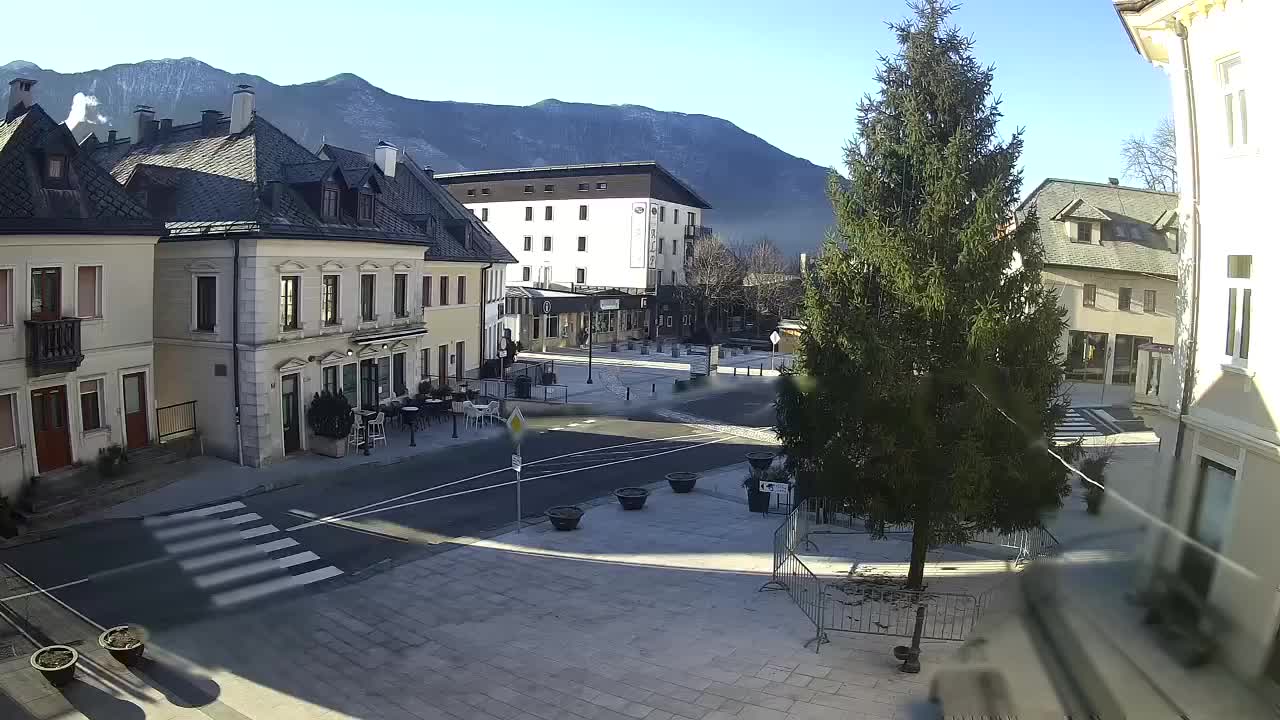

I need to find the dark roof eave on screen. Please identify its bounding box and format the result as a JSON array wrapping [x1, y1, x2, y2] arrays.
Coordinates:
[[0, 219, 164, 235]]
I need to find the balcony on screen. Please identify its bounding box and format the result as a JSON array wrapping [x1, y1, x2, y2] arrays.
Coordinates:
[[25, 317, 84, 376], [683, 225, 712, 241]]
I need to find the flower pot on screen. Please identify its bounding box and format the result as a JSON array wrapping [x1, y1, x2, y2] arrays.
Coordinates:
[[666, 472, 699, 493], [610, 342, 618, 352], [99, 625, 146, 667], [614, 487, 649, 510], [627, 341, 635, 351], [546, 505, 584, 531], [747, 487, 772, 513], [746, 451, 776, 472], [31, 645, 78, 687], [311, 434, 347, 458], [640, 344, 649, 355]]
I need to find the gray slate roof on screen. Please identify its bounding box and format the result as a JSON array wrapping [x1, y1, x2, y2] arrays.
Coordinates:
[[0, 104, 158, 233], [1019, 178, 1178, 277]]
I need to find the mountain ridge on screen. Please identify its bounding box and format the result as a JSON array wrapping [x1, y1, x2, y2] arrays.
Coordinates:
[[2, 57, 833, 255]]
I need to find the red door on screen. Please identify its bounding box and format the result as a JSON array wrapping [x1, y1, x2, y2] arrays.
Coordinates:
[[122, 372, 149, 450], [30, 387, 72, 472]]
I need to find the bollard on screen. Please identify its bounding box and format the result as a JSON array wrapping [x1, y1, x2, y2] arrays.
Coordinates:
[[893, 604, 925, 673], [760, 363, 764, 376], [626, 387, 630, 401], [652, 383, 655, 394], [733, 366, 737, 376]]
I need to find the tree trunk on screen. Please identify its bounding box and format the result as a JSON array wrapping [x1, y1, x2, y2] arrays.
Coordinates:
[[906, 515, 930, 590]]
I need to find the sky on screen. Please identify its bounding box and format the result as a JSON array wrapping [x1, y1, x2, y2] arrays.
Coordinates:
[[6, 0, 1171, 194]]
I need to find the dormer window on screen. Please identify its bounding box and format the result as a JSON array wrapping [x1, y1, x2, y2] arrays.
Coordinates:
[[1074, 222, 1093, 244], [47, 154, 65, 181], [357, 192, 374, 222], [322, 187, 340, 219]]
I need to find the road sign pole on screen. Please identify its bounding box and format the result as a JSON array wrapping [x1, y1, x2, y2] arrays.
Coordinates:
[[515, 442, 523, 534]]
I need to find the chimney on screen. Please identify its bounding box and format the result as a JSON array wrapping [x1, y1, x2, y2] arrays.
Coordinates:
[[230, 84, 255, 134], [374, 141, 398, 178], [107, 129, 117, 144], [132, 105, 155, 144], [1108, 177, 1120, 186], [158, 118, 173, 141], [799, 253, 807, 274], [200, 109, 222, 137], [422, 165, 434, 178], [5, 78, 35, 121]]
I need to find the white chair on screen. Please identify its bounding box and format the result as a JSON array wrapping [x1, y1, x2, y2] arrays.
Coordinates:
[[482, 401, 501, 426], [462, 401, 482, 430], [366, 411, 387, 448], [348, 413, 365, 450]]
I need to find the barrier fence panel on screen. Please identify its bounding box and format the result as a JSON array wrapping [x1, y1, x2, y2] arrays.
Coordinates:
[[156, 400, 197, 442], [823, 582, 985, 641]]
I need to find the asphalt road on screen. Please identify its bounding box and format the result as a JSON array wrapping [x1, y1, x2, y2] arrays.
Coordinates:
[[0, 380, 778, 635]]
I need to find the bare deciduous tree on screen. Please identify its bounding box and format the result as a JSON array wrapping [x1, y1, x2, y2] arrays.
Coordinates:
[[679, 235, 742, 336], [1122, 117, 1178, 192], [738, 237, 799, 333]]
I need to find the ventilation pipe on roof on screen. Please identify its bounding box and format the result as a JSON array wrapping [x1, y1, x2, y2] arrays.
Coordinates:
[[230, 84, 255, 134], [201, 110, 222, 137], [132, 105, 155, 144], [374, 141, 398, 178], [5, 78, 35, 122]]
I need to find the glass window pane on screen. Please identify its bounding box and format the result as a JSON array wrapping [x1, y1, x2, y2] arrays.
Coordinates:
[[1226, 288, 1238, 355], [1239, 89, 1247, 145], [1240, 289, 1251, 359], [77, 266, 98, 318], [0, 395, 14, 448], [378, 357, 390, 399], [342, 363, 357, 407], [1225, 93, 1234, 146], [124, 375, 142, 414], [1227, 255, 1252, 278]]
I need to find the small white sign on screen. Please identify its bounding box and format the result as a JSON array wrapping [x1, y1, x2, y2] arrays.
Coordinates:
[[598, 299, 620, 311], [511, 453, 522, 472], [769, 330, 781, 346], [759, 481, 790, 495]]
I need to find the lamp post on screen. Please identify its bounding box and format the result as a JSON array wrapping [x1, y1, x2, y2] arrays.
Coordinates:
[[586, 303, 594, 384]]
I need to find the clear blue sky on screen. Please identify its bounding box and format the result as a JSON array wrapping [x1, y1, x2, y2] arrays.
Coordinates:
[[9, 0, 1169, 193]]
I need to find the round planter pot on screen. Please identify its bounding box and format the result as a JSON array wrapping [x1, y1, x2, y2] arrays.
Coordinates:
[[99, 625, 146, 667], [31, 645, 78, 687], [614, 487, 650, 511], [746, 451, 777, 472], [746, 488, 772, 513], [666, 472, 699, 494], [546, 506, 584, 531]]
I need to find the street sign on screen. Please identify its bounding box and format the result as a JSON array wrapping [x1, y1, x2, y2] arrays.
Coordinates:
[[759, 481, 791, 495], [506, 406, 527, 445], [511, 453, 522, 472], [769, 330, 781, 346], [543, 300, 551, 314], [599, 298, 620, 311]]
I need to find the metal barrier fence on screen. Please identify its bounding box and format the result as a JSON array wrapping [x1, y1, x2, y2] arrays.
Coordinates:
[[823, 581, 984, 642], [478, 379, 570, 404], [156, 400, 197, 442]]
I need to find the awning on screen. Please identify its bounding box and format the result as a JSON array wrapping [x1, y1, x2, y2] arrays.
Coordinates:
[[351, 324, 429, 345]]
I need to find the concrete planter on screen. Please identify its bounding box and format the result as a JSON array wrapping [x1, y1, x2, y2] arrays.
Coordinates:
[[746, 451, 776, 472], [546, 505, 584, 531], [311, 435, 346, 458], [31, 645, 78, 687], [614, 487, 650, 510], [99, 625, 146, 667], [746, 487, 772, 513], [666, 472, 698, 493]]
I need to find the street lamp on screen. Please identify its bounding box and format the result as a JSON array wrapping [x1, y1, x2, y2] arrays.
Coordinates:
[[586, 302, 594, 384]]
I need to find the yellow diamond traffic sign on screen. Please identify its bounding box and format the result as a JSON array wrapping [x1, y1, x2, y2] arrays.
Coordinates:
[[506, 406, 527, 446]]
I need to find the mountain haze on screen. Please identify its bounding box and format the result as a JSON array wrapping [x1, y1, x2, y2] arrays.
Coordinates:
[[2, 58, 833, 256]]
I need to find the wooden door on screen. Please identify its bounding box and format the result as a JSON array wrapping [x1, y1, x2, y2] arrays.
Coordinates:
[[122, 372, 149, 449], [455, 341, 465, 382], [281, 373, 301, 453], [438, 345, 447, 387], [30, 386, 72, 471], [30, 268, 61, 320]]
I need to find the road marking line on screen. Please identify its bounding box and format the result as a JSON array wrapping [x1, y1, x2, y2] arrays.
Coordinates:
[[193, 551, 326, 589], [286, 431, 719, 531], [276, 551, 321, 569], [303, 435, 729, 527], [211, 566, 344, 608], [142, 501, 247, 527], [163, 524, 279, 555], [239, 525, 280, 540], [2, 563, 105, 632], [152, 513, 262, 541], [179, 538, 299, 572]]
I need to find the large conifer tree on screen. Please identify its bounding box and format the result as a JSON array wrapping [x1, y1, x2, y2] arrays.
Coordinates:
[[775, 1, 1073, 589]]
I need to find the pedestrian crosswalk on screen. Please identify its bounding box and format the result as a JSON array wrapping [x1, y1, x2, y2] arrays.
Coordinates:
[[142, 501, 342, 608], [1052, 408, 1103, 443]]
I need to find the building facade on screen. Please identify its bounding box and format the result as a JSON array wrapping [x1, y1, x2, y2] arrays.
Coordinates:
[[1117, 0, 1280, 685], [0, 80, 162, 500], [89, 87, 512, 467], [1018, 178, 1177, 385]]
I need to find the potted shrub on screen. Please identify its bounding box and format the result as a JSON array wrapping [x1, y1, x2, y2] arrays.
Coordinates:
[[97, 444, 127, 478], [306, 391, 354, 458], [666, 472, 699, 493], [610, 341, 618, 352], [98, 625, 146, 666], [745, 451, 776, 472], [745, 466, 788, 513], [640, 343, 649, 355], [1080, 449, 1112, 515], [546, 506, 584, 531], [514, 375, 533, 399], [541, 371, 557, 385], [614, 487, 650, 510], [31, 645, 78, 687], [627, 340, 635, 351], [418, 379, 433, 396]]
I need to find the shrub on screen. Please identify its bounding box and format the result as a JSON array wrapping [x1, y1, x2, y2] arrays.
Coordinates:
[[97, 444, 127, 477], [417, 379, 433, 395], [306, 391, 354, 439], [745, 464, 790, 489], [1079, 449, 1112, 515]]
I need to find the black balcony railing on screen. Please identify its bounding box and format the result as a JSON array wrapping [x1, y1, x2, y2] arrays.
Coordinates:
[[25, 317, 84, 376], [683, 225, 712, 240]]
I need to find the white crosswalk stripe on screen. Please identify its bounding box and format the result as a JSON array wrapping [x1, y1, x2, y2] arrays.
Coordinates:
[[1052, 409, 1104, 442], [144, 502, 343, 608]]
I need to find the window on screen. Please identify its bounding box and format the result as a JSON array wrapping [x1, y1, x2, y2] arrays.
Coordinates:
[[1220, 56, 1247, 148], [523, 185, 534, 194], [1144, 290, 1157, 314], [341, 363, 357, 408], [688, 213, 696, 226], [422, 275, 432, 308], [420, 348, 430, 380], [577, 236, 587, 252], [0, 269, 10, 327], [1075, 222, 1094, 244], [576, 268, 586, 284], [666, 315, 673, 327], [522, 266, 531, 281], [466, 189, 475, 196], [394, 273, 408, 317], [0, 394, 16, 450], [280, 275, 300, 330], [79, 379, 102, 432], [480, 207, 489, 221], [523, 236, 532, 251], [670, 270, 676, 284], [322, 274, 339, 326], [685, 241, 693, 258], [1119, 287, 1132, 311], [480, 188, 490, 196], [543, 184, 554, 193], [1082, 283, 1097, 308], [1066, 330, 1109, 382], [357, 193, 374, 222], [29, 268, 59, 318], [322, 188, 340, 218], [457, 275, 466, 304], [578, 205, 588, 220], [543, 236, 552, 251], [393, 352, 407, 396], [674, 209, 680, 225], [532, 315, 541, 339], [525, 206, 533, 221], [1226, 254, 1252, 362], [455, 341, 464, 381], [544, 206, 553, 221], [439, 275, 450, 306], [322, 365, 339, 395], [546, 315, 559, 338], [659, 206, 665, 222], [47, 154, 65, 181], [658, 238, 665, 254], [1180, 459, 1236, 597], [77, 266, 101, 318], [378, 356, 391, 400], [577, 183, 588, 191], [596, 182, 607, 190], [360, 274, 376, 322]]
